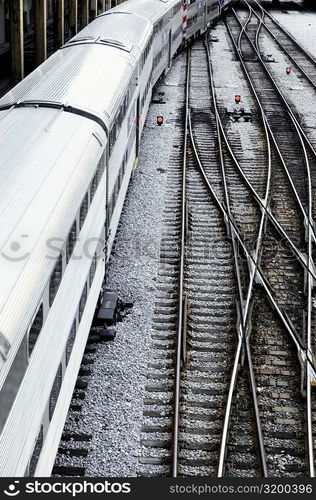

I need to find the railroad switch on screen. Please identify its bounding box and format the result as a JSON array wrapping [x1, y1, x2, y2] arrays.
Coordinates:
[[226, 106, 252, 123]]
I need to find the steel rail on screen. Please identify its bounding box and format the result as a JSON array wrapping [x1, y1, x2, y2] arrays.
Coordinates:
[[205, 38, 271, 322], [248, 2, 316, 89], [189, 101, 316, 469], [229, 6, 316, 360], [240, 2, 315, 349], [186, 43, 266, 477], [189, 104, 316, 476], [233, 4, 316, 476], [231, 7, 316, 246], [230, 4, 316, 190], [188, 110, 246, 476], [253, 4, 315, 476], [189, 43, 249, 477], [251, 0, 316, 68], [212, 103, 316, 280], [171, 47, 191, 478], [218, 112, 316, 280], [222, 7, 316, 383], [189, 40, 267, 477], [188, 90, 316, 379], [224, 11, 316, 283], [246, 6, 315, 475], [204, 38, 269, 476]]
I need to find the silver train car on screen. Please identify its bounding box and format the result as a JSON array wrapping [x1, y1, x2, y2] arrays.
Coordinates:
[[186, 0, 220, 40], [0, 0, 232, 477]]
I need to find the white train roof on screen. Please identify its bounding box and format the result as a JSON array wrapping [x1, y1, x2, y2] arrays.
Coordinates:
[[0, 45, 134, 127], [0, 11, 152, 125], [75, 9, 152, 47], [110, 0, 177, 23], [0, 107, 105, 352]]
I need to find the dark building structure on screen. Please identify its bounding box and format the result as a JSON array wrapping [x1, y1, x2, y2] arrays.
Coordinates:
[[0, 1, 124, 95]]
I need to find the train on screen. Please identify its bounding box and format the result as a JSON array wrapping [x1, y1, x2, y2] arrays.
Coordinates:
[[0, 0, 233, 477]]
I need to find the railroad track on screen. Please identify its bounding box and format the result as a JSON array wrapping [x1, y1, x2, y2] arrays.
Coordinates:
[[231, 2, 316, 225], [244, 0, 316, 89], [224, 9, 316, 429], [139, 56, 190, 476], [200, 33, 315, 476], [140, 42, 238, 477], [225, 3, 316, 351], [210, 8, 316, 475], [141, 17, 316, 475]]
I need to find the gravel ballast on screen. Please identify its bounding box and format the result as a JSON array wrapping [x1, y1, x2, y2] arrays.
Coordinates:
[[59, 53, 186, 477], [272, 9, 316, 56], [256, 8, 316, 144]]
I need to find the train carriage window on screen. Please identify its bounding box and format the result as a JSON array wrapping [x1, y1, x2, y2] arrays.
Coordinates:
[[0, 338, 28, 433], [115, 176, 120, 201], [66, 220, 77, 263], [29, 425, 43, 476], [49, 364, 62, 420], [80, 193, 89, 229], [110, 190, 116, 219], [111, 190, 116, 214], [97, 156, 105, 182], [79, 283, 88, 322], [117, 107, 123, 128], [107, 201, 113, 225], [66, 320, 76, 365], [120, 161, 124, 186], [109, 125, 116, 155], [90, 253, 98, 286], [49, 256, 63, 307], [172, 25, 182, 42], [153, 18, 164, 36], [117, 166, 122, 192], [90, 171, 98, 202], [172, 2, 182, 15], [28, 304, 43, 356]]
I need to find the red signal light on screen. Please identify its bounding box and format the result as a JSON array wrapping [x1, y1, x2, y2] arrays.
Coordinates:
[[157, 115, 164, 126], [235, 94, 241, 104], [286, 66, 291, 74]]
